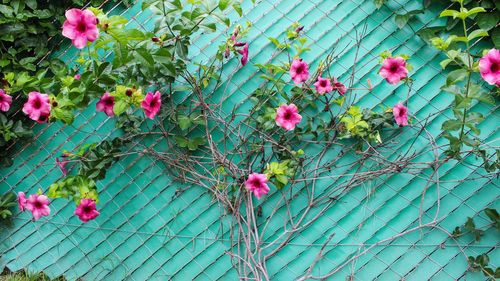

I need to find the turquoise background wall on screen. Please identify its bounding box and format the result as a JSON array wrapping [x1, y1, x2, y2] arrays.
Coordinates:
[[1, 0, 499, 280]]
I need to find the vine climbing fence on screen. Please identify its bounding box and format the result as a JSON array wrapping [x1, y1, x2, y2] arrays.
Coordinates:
[[1, 0, 499, 280]]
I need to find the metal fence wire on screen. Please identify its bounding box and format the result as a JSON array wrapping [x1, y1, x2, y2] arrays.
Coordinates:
[[1, 0, 499, 280]]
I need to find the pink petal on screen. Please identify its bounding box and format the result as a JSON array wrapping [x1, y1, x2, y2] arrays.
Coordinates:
[[73, 36, 88, 49], [65, 9, 82, 24], [62, 21, 78, 39]]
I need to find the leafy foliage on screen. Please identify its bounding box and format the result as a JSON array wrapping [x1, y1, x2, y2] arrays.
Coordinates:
[[0, 192, 16, 221]]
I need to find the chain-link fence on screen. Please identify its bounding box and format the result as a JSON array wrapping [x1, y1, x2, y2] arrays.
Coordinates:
[[1, 0, 499, 280]]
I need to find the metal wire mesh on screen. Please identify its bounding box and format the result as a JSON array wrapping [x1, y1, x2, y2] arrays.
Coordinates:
[[1, 0, 499, 280]]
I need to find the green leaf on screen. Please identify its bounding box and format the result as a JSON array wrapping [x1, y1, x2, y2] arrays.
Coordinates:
[[484, 208, 499, 222], [467, 29, 488, 41], [113, 100, 128, 116], [135, 48, 154, 68], [465, 7, 486, 18], [440, 9, 459, 18], [476, 12, 499, 31], [446, 69, 467, 85], [395, 10, 423, 29], [51, 108, 75, 124], [442, 119, 462, 131], [219, 0, 230, 10], [275, 174, 288, 186], [233, 3, 242, 16], [177, 115, 192, 130], [126, 29, 146, 41]]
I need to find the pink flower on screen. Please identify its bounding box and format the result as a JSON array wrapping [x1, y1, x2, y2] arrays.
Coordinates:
[[22, 91, 51, 123], [56, 157, 68, 176], [238, 43, 249, 66], [245, 173, 270, 199], [380, 57, 408, 85], [74, 198, 100, 222], [96, 92, 115, 117], [393, 102, 409, 127], [332, 79, 347, 95], [290, 58, 309, 85], [314, 77, 333, 94], [62, 9, 99, 49], [275, 104, 302, 131], [18, 192, 27, 212], [479, 48, 500, 86], [0, 89, 12, 112], [141, 91, 161, 119], [25, 194, 50, 220], [74, 74, 81, 80]]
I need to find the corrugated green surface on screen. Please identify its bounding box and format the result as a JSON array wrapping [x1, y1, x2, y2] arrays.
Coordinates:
[[1, 0, 499, 280]]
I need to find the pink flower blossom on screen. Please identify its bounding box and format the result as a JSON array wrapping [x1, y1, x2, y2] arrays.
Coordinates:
[[141, 91, 161, 119], [379, 57, 408, 85], [238, 43, 249, 66], [22, 91, 51, 123], [393, 102, 409, 127], [18, 192, 27, 212], [62, 9, 99, 49], [74, 198, 100, 222], [96, 92, 115, 117], [74, 74, 81, 80], [479, 48, 500, 86], [275, 104, 302, 131], [25, 194, 50, 220], [245, 173, 270, 199], [0, 89, 12, 112], [56, 157, 68, 176], [314, 77, 333, 94], [290, 58, 309, 85], [332, 79, 347, 95]]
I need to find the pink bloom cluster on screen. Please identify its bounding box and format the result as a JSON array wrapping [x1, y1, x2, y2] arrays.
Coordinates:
[[314, 77, 347, 95], [56, 153, 69, 176], [314, 77, 332, 94], [96, 92, 115, 117], [22, 92, 51, 123], [479, 48, 500, 86], [393, 102, 409, 127], [0, 89, 12, 112], [226, 28, 249, 66], [290, 58, 309, 85], [141, 91, 162, 119], [62, 9, 99, 49], [75, 198, 100, 222], [276, 104, 302, 131], [380, 57, 408, 85], [245, 173, 270, 199], [96, 90, 162, 119], [18, 192, 50, 221]]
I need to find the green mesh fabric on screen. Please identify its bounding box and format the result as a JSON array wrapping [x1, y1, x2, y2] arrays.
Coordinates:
[[1, 0, 498, 280]]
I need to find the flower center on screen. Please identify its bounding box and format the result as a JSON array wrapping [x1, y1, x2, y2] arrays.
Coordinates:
[[83, 206, 93, 213], [33, 98, 42, 109], [0, 95, 3, 102], [251, 179, 261, 188], [105, 99, 114, 106], [491, 63, 499, 73], [34, 201, 43, 208], [296, 65, 304, 74], [320, 80, 327, 87], [150, 100, 156, 107], [284, 111, 292, 120], [76, 22, 87, 33], [390, 64, 399, 72]]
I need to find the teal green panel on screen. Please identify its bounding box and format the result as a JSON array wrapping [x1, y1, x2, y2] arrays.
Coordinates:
[[1, 0, 498, 280]]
